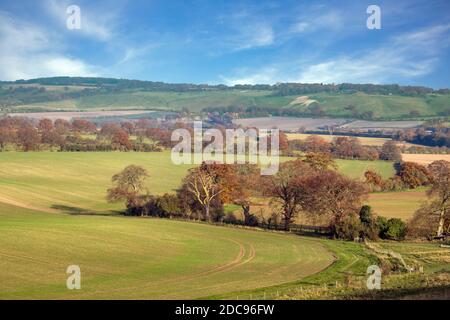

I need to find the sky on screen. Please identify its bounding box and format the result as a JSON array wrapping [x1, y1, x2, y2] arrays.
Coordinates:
[[0, 0, 449, 88]]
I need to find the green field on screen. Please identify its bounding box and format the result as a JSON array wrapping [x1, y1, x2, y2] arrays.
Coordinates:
[[0, 202, 335, 299], [0, 152, 395, 214], [368, 189, 428, 221], [0, 151, 446, 299], [10, 89, 450, 120]]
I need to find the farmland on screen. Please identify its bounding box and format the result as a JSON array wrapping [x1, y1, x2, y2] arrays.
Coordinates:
[[0, 202, 335, 299], [286, 133, 392, 146], [0, 150, 446, 299], [0, 152, 397, 214], [401, 153, 450, 165], [3, 81, 450, 120], [367, 189, 428, 221]]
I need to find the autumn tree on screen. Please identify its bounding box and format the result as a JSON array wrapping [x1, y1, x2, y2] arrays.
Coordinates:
[[72, 119, 96, 133], [278, 132, 290, 153], [332, 136, 363, 159], [54, 119, 71, 135], [41, 130, 65, 148], [111, 129, 133, 151], [303, 135, 331, 153], [263, 160, 313, 230], [0, 127, 16, 150], [232, 164, 260, 225], [303, 152, 337, 171], [301, 170, 368, 227], [99, 123, 121, 138], [120, 121, 135, 135], [37, 118, 53, 133], [380, 141, 402, 161], [107, 165, 149, 213], [397, 162, 432, 188], [17, 125, 40, 151], [364, 170, 383, 191]]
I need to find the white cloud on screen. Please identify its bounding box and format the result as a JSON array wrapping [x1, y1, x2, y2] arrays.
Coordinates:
[[0, 11, 97, 80], [297, 24, 450, 84], [223, 24, 450, 85], [218, 11, 274, 52], [289, 9, 345, 35]]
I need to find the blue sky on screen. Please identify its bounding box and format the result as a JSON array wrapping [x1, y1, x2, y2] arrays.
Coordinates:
[[0, 0, 449, 88]]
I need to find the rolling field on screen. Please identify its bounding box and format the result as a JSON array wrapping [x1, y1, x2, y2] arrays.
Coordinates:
[[0, 202, 335, 299], [0, 151, 443, 299], [0, 152, 395, 214], [0, 151, 194, 213]]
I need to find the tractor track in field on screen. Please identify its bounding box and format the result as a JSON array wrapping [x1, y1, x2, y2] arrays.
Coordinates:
[[0, 250, 61, 267], [0, 196, 52, 213], [57, 238, 256, 299]]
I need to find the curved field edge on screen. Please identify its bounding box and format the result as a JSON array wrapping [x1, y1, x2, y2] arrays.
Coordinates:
[[204, 239, 450, 300], [202, 240, 377, 300], [0, 202, 335, 300]]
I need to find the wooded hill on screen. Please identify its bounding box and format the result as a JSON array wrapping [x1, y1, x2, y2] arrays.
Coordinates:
[[1, 77, 449, 120]]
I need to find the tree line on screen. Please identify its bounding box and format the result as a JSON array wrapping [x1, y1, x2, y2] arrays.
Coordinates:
[[106, 154, 449, 241], [0, 116, 176, 152], [287, 135, 402, 161]]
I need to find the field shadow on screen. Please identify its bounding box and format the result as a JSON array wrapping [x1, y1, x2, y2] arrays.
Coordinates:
[[51, 204, 120, 216]]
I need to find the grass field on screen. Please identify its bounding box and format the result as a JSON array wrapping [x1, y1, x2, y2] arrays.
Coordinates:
[[0, 151, 445, 299], [368, 189, 428, 221], [0, 151, 195, 213], [0, 152, 395, 214], [286, 133, 391, 146], [0, 202, 336, 299]]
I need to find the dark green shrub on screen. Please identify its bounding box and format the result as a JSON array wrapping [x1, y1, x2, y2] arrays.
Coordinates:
[[359, 205, 374, 225], [333, 213, 363, 240], [359, 205, 379, 240], [378, 217, 407, 240], [385, 218, 407, 240]]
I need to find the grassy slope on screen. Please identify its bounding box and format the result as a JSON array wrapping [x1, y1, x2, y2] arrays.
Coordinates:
[[0, 151, 444, 299], [13, 90, 450, 119], [0, 202, 334, 299]]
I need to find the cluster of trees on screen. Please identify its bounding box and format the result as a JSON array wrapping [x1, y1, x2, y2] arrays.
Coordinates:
[[272, 83, 447, 97], [0, 116, 175, 152], [334, 205, 406, 241], [288, 135, 402, 161], [107, 156, 373, 239], [395, 125, 450, 148], [403, 145, 450, 154], [365, 161, 433, 192], [107, 157, 450, 241]]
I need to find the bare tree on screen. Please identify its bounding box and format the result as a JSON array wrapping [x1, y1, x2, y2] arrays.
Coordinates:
[[184, 167, 223, 222], [427, 160, 450, 236]]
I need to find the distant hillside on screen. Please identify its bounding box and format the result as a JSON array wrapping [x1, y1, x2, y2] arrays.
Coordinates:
[[1, 77, 449, 120]]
